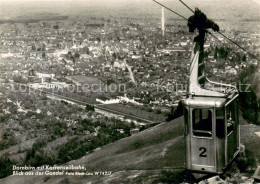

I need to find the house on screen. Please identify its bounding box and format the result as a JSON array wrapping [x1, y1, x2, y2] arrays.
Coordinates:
[[225, 66, 237, 75], [96, 97, 120, 104], [29, 82, 72, 89], [213, 68, 218, 74], [130, 128, 139, 135], [249, 59, 258, 66]]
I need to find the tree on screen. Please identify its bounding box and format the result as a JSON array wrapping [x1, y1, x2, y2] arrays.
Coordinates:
[[123, 126, 130, 136], [218, 47, 228, 59], [153, 170, 184, 184], [0, 157, 15, 178], [53, 25, 59, 29], [85, 104, 95, 112], [156, 109, 162, 114], [112, 52, 117, 59], [13, 75, 27, 84], [214, 47, 218, 59], [83, 46, 90, 54], [242, 55, 246, 62], [97, 37, 101, 42], [166, 102, 183, 122], [74, 52, 80, 59], [130, 122, 136, 128], [32, 44, 36, 51], [239, 65, 259, 125]]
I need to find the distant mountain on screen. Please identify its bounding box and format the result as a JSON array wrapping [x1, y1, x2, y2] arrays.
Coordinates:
[[1, 0, 259, 21]]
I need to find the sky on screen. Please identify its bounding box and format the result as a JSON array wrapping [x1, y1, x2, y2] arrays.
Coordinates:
[[252, 0, 260, 5], [1, 0, 260, 6], [1, 0, 259, 3], [0, 0, 259, 20]]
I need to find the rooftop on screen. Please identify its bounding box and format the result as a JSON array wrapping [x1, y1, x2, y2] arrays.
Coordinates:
[[182, 94, 238, 108]]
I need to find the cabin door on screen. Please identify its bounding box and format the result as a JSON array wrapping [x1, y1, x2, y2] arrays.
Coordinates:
[[190, 108, 216, 172]]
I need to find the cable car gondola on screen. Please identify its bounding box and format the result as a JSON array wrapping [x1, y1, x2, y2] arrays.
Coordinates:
[[182, 9, 240, 174]]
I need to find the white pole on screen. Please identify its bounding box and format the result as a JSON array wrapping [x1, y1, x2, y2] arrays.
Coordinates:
[[162, 7, 165, 36]]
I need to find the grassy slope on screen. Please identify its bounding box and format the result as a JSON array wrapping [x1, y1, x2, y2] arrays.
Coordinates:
[[0, 117, 185, 184], [1, 116, 260, 184]]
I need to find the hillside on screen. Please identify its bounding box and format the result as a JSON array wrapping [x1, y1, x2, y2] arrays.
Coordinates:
[[253, 64, 260, 98], [239, 63, 260, 124], [1, 116, 260, 184], [1, 117, 185, 184]]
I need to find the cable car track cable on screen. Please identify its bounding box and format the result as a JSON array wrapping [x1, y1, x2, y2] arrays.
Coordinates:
[[216, 31, 260, 62], [153, 0, 188, 21], [179, 0, 195, 14], [153, 0, 260, 62], [153, 1, 244, 64], [178, 0, 260, 62], [207, 31, 243, 61]]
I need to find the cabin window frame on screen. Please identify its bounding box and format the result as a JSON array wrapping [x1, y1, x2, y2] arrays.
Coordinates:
[[216, 107, 225, 139], [226, 100, 237, 136], [192, 108, 213, 138]]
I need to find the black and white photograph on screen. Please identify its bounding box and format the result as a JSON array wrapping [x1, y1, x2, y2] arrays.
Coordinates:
[[0, 0, 260, 183]]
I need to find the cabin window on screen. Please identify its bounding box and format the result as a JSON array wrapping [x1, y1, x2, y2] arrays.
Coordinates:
[[226, 101, 236, 135], [192, 108, 212, 137], [184, 108, 189, 124], [216, 107, 225, 138]]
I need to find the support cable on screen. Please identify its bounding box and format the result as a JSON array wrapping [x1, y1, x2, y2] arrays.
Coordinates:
[[178, 0, 260, 62], [207, 31, 243, 61], [153, 0, 188, 20]]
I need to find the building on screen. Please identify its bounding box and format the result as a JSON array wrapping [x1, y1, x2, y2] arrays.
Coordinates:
[[29, 82, 72, 89]]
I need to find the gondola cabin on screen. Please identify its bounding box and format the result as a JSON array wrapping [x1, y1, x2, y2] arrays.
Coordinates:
[[183, 94, 240, 173], [182, 9, 241, 174]]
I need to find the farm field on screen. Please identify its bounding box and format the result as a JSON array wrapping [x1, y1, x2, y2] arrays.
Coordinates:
[[100, 103, 168, 122], [66, 75, 102, 86]]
